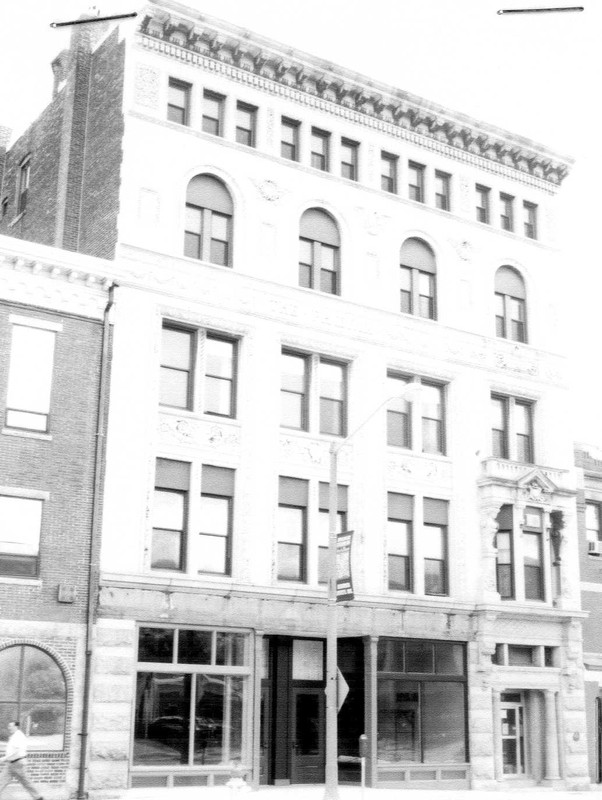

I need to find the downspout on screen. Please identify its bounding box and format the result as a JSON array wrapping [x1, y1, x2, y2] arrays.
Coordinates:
[[78, 281, 116, 800]]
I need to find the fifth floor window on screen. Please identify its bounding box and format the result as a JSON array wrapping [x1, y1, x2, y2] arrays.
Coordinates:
[[399, 238, 437, 320], [495, 266, 527, 343], [299, 208, 340, 295]]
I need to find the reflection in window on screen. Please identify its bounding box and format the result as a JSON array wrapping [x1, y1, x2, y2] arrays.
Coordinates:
[[0, 646, 66, 750]]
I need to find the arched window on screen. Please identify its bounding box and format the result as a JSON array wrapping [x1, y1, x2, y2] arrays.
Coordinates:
[[0, 645, 67, 750], [184, 175, 233, 267], [495, 266, 527, 342], [299, 209, 340, 295], [399, 238, 436, 320]]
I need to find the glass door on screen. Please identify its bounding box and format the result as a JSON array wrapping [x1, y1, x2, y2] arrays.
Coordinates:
[[500, 697, 526, 775]]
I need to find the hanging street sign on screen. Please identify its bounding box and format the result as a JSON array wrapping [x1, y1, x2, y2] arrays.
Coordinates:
[[336, 530, 354, 602]]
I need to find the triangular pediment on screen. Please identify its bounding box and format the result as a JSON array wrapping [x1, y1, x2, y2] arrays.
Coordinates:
[[516, 467, 558, 496]]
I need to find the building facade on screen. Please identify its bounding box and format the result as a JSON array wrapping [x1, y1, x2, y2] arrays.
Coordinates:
[[0, 1, 591, 794], [0, 234, 113, 796], [575, 445, 602, 785]]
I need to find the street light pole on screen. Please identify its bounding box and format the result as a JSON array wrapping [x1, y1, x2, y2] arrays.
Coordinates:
[[323, 384, 422, 800]]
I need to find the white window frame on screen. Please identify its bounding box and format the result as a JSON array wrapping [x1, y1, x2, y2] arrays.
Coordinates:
[[0, 486, 49, 580]]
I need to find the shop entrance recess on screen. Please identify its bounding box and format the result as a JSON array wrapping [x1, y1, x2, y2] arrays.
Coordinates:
[[500, 693, 526, 775]]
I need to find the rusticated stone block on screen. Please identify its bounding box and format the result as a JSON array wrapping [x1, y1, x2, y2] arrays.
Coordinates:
[[95, 626, 136, 647], [88, 762, 129, 790], [93, 677, 133, 703], [469, 737, 495, 758], [91, 706, 131, 732], [90, 740, 129, 761], [469, 756, 494, 781], [94, 654, 134, 675]]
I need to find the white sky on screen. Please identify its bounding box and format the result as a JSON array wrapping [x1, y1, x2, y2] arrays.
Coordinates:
[[1, 0, 600, 444]]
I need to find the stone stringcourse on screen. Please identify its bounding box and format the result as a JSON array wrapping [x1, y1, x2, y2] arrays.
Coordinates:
[[139, 5, 571, 186]]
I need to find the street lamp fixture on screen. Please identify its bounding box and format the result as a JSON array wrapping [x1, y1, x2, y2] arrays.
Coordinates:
[[323, 382, 423, 800]]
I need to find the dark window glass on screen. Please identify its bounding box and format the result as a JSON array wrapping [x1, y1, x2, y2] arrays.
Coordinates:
[[405, 642, 434, 673], [500, 194, 514, 231], [202, 92, 223, 136], [178, 630, 212, 664], [152, 489, 186, 571], [341, 139, 358, 180], [281, 118, 299, 161], [311, 129, 329, 171], [434, 643, 464, 675], [168, 79, 190, 125], [434, 171, 450, 211], [422, 682, 466, 762], [507, 646, 534, 666], [524, 202, 538, 239], [476, 184, 490, 224], [399, 266, 412, 314], [515, 401, 533, 463], [193, 674, 243, 765], [381, 153, 397, 193], [317, 508, 345, 585], [280, 352, 308, 429], [319, 360, 346, 436], [160, 327, 193, 409], [408, 162, 425, 203], [377, 639, 405, 672], [421, 383, 444, 455], [491, 396, 508, 458], [138, 627, 175, 663], [424, 524, 447, 595], [216, 632, 245, 666], [377, 680, 421, 762], [134, 673, 191, 765], [235, 103, 256, 147], [17, 160, 30, 215], [277, 505, 305, 581]]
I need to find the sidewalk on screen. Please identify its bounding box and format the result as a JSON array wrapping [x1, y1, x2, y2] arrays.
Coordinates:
[[123, 784, 602, 800]]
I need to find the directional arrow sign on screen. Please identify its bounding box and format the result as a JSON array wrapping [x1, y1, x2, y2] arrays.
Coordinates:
[[337, 667, 349, 711]]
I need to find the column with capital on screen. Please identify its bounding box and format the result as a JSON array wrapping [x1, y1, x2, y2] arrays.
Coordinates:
[[479, 501, 503, 603]]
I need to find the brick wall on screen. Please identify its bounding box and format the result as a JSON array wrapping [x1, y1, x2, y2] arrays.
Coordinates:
[[0, 301, 103, 622]]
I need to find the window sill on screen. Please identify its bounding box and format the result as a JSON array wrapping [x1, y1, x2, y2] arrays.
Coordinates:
[[0, 576, 41, 586], [2, 427, 52, 441]]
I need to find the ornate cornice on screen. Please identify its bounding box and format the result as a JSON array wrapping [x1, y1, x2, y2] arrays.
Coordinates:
[[0, 251, 112, 293], [139, 2, 572, 188]]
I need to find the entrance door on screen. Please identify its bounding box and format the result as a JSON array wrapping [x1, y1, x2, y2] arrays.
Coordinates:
[[290, 687, 325, 783], [500, 699, 526, 775]]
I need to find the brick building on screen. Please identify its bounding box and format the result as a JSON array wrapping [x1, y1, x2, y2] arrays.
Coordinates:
[[0, 1, 592, 794], [575, 445, 602, 784], [0, 234, 113, 796]]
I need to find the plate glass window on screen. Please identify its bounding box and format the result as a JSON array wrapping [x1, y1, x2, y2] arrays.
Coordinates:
[[281, 117, 299, 161], [408, 162, 425, 203], [0, 496, 43, 578], [434, 171, 450, 211], [167, 79, 190, 125], [6, 323, 56, 432]]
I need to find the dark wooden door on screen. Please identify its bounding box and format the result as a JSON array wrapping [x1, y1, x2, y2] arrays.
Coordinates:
[[290, 687, 325, 783]]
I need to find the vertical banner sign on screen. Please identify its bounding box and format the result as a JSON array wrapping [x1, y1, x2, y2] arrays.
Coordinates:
[[336, 530, 354, 602]]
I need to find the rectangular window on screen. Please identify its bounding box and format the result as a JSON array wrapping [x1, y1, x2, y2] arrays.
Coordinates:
[[317, 482, 347, 585], [423, 499, 448, 595], [281, 351, 308, 430], [277, 477, 308, 581], [491, 396, 508, 459], [507, 645, 534, 666], [0, 494, 43, 577], [204, 335, 236, 417], [387, 373, 411, 449], [421, 382, 445, 455], [5, 319, 58, 432], [311, 128, 330, 171], [202, 91, 224, 136], [586, 502, 602, 545], [381, 152, 398, 194], [281, 117, 300, 161], [408, 162, 425, 203], [319, 359, 346, 436], [423, 499, 448, 596], [496, 505, 514, 599], [387, 493, 412, 591], [523, 201, 538, 239], [167, 78, 190, 125], [434, 171, 451, 211], [523, 507, 544, 600], [198, 465, 235, 575], [152, 459, 190, 571], [500, 193, 514, 231], [17, 158, 30, 215], [235, 102, 256, 147], [515, 401, 533, 463], [341, 138, 359, 181], [160, 324, 237, 418], [476, 184, 490, 224]]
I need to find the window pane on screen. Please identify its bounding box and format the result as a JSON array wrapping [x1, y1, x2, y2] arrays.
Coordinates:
[[216, 633, 245, 666], [422, 418, 442, 454], [377, 639, 404, 672], [399, 266, 412, 291], [134, 673, 191, 765], [0, 496, 42, 556], [193, 675, 243, 765], [388, 555, 410, 591], [387, 410, 410, 447], [204, 376, 232, 416], [138, 628, 174, 663], [20, 649, 64, 702], [178, 630, 212, 664], [319, 362, 344, 401], [515, 403, 531, 435], [153, 490, 184, 530], [20, 702, 65, 750], [160, 367, 189, 408], [185, 205, 202, 234], [162, 328, 192, 370], [435, 643, 464, 675], [292, 640, 324, 680], [377, 680, 420, 762], [205, 338, 233, 379], [281, 392, 304, 429], [320, 398, 344, 435], [184, 231, 201, 260], [7, 326, 55, 416], [282, 353, 306, 392], [424, 559, 446, 595], [278, 542, 303, 581], [151, 529, 183, 570], [200, 496, 229, 536], [405, 642, 433, 673], [423, 524, 444, 559], [210, 239, 228, 266], [422, 682, 466, 762], [387, 520, 409, 555], [198, 534, 227, 573], [278, 506, 304, 544]]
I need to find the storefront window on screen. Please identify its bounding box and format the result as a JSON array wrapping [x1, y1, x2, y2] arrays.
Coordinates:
[[134, 627, 249, 769], [377, 639, 467, 765]]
